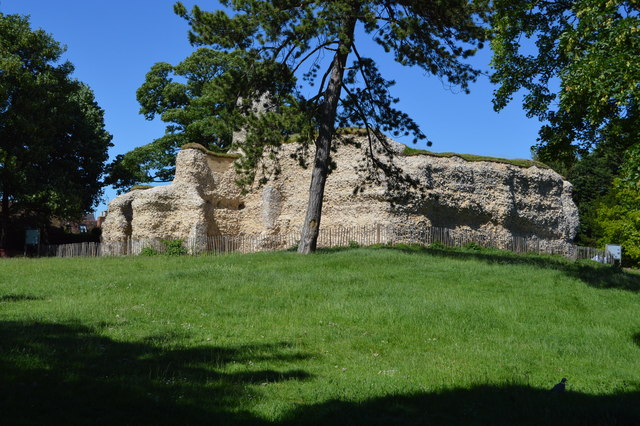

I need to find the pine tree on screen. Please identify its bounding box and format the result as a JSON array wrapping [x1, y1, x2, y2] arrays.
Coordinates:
[[126, 1, 488, 253]]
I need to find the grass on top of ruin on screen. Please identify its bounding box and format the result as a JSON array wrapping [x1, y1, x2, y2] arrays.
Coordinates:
[[1, 245, 639, 425]]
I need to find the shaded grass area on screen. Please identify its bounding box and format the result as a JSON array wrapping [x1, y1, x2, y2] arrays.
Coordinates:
[[1, 247, 639, 425], [0, 321, 307, 426], [281, 387, 640, 426], [386, 243, 640, 292]]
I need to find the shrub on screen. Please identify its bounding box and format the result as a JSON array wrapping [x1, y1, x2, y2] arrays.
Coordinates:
[[162, 239, 187, 256], [463, 242, 484, 251], [348, 240, 360, 249], [429, 241, 446, 250], [139, 247, 158, 256]]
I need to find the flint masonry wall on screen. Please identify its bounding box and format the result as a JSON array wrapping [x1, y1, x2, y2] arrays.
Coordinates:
[[101, 136, 579, 247]]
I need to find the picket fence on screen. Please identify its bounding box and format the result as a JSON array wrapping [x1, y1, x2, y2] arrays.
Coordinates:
[[43, 224, 615, 264]]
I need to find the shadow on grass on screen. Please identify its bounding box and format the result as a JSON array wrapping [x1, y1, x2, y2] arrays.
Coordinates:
[[354, 245, 640, 293], [0, 321, 311, 426], [0, 294, 43, 302], [1, 321, 638, 425], [280, 386, 640, 426], [634, 333, 640, 348]]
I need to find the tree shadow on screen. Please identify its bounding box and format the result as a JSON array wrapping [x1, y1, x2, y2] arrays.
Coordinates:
[[0, 294, 43, 302], [0, 321, 311, 426], [634, 333, 640, 348], [2, 321, 638, 425], [280, 385, 640, 425], [383, 245, 640, 292]]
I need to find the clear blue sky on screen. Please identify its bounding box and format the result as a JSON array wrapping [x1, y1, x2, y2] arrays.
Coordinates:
[[1, 0, 544, 213]]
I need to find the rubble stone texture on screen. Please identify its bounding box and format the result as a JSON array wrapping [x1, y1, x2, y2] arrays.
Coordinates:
[[101, 136, 580, 248]]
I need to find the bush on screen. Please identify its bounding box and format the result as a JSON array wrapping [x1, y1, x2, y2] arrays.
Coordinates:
[[348, 240, 360, 249], [139, 247, 158, 256], [429, 241, 446, 250], [463, 242, 484, 251], [162, 239, 187, 256]]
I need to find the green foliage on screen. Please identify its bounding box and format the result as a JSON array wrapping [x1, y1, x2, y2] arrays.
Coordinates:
[[162, 239, 187, 256], [429, 241, 446, 250], [403, 146, 549, 169], [180, 143, 240, 158], [619, 142, 640, 188], [491, 1, 640, 168], [491, 2, 640, 254], [1, 249, 639, 423], [106, 47, 302, 192], [139, 247, 158, 256], [565, 149, 621, 245], [348, 240, 360, 249], [0, 13, 112, 248], [593, 180, 640, 268], [463, 241, 484, 251]]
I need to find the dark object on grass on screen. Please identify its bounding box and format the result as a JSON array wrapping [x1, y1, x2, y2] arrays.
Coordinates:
[[551, 378, 567, 393]]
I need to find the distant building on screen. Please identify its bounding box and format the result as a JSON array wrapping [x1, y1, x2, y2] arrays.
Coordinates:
[[51, 213, 98, 233], [96, 211, 108, 228]]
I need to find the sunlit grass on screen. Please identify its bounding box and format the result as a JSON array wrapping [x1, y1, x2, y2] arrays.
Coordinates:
[[1, 246, 639, 425]]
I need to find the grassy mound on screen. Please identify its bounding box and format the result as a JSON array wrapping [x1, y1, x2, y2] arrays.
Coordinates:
[[1, 247, 638, 424]]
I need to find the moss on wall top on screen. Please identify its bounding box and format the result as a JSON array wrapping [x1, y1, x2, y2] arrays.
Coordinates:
[[180, 143, 241, 159], [179, 134, 548, 169], [402, 146, 549, 169], [131, 185, 154, 191]]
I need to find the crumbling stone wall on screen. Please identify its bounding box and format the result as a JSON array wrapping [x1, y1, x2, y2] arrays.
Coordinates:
[[101, 137, 579, 247]]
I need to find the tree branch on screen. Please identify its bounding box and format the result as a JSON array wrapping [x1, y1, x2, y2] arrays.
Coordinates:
[[291, 40, 340, 74], [340, 82, 378, 163]]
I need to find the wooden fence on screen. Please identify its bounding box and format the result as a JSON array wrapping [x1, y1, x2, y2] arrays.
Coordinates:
[[42, 224, 615, 264]]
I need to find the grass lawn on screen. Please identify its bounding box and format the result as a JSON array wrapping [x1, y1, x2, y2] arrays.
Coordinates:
[[1, 246, 639, 425]]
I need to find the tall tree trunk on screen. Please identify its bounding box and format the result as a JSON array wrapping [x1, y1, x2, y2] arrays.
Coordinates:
[[298, 15, 357, 254]]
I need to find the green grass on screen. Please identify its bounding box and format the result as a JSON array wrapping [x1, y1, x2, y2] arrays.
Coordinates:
[[1, 246, 639, 425], [402, 145, 550, 169]]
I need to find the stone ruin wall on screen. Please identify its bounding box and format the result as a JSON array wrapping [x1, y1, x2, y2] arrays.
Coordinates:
[[101, 136, 580, 249]]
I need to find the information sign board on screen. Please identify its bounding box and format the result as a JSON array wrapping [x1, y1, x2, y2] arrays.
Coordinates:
[[606, 244, 622, 260], [25, 229, 40, 245]]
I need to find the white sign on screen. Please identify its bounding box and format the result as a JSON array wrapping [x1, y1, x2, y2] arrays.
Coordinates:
[[606, 244, 622, 260]]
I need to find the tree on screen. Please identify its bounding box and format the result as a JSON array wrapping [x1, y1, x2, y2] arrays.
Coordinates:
[[593, 179, 640, 268], [491, 1, 640, 252], [0, 13, 112, 249], [135, 0, 488, 253], [106, 48, 292, 191], [491, 0, 640, 168], [587, 143, 640, 267]]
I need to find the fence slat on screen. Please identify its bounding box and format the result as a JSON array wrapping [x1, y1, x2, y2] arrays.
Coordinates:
[[42, 224, 615, 265]]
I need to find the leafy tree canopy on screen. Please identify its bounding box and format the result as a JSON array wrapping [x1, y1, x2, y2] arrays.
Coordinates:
[[491, 0, 640, 168], [106, 47, 301, 190], [492, 1, 640, 261], [593, 178, 640, 267], [0, 13, 112, 248]]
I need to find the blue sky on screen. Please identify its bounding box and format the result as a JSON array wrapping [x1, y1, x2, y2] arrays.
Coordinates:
[[2, 0, 544, 213]]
